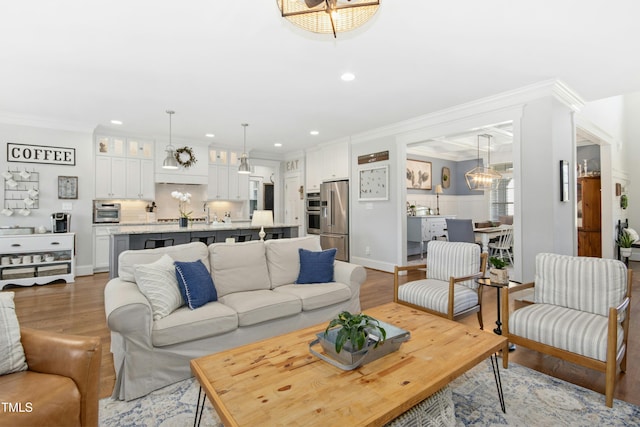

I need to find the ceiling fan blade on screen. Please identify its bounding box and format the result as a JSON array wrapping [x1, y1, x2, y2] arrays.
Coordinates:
[[304, 0, 325, 8]]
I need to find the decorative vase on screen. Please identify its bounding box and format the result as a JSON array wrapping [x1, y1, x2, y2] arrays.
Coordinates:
[[179, 217, 188, 228], [489, 268, 509, 285], [620, 247, 632, 258]]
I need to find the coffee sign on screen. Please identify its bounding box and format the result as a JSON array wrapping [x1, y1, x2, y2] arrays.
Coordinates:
[[7, 143, 76, 166]]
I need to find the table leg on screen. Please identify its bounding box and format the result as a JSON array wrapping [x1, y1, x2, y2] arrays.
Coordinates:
[[194, 386, 207, 427], [494, 286, 516, 351], [490, 353, 506, 413]]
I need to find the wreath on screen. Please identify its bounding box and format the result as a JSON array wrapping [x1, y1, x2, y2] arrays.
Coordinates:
[[175, 146, 197, 169]]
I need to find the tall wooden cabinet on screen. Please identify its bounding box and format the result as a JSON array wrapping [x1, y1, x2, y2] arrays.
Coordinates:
[[577, 176, 601, 257]]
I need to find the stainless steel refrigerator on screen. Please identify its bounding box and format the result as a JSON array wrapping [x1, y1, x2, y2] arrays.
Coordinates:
[[320, 180, 349, 262]]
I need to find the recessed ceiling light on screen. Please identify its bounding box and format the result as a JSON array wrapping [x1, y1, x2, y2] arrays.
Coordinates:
[[341, 72, 355, 81], [310, 130, 319, 136], [274, 143, 282, 147], [205, 133, 215, 138], [110, 120, 123, 125]]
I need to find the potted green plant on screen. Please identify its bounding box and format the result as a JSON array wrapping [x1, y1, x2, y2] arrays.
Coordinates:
[[324, 311, 386, 354], [617, 230, 634, 258], [488, 256, 509, 284]]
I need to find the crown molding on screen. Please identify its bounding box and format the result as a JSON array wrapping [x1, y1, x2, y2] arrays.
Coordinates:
[[349, 79, 585, 145]]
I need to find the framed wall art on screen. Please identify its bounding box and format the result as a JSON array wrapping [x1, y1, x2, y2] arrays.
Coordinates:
[[441, 166, 451, 189], [406, 159, 432, 190], [359, 165, 388, 201], [58, 176, 78, 199]]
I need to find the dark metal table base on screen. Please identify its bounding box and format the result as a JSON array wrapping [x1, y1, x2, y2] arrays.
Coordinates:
[[194, 386, 206, 427]]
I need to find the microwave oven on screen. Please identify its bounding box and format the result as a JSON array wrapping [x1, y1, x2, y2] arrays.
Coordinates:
[[93, 202, 121, 223]]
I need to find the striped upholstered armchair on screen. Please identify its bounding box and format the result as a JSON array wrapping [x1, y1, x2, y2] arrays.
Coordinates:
[[393, 241, 487, 328], [502, 253, 632, 407]]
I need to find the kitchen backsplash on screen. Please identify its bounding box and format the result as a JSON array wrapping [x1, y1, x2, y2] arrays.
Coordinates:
[[105, 183, 248, 223]]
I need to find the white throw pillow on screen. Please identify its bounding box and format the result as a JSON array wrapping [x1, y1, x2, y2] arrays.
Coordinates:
[[0, 292, 28, 375], [134, 254, 184, 320]]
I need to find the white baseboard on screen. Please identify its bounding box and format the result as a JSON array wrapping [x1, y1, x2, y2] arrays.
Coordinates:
[[350, 256, 395, 273], [75, 264, 94, 277]]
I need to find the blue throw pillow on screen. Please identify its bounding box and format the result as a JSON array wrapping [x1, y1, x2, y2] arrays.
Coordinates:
[[174, 260, 218, 309], [295, 248, 337, 284]]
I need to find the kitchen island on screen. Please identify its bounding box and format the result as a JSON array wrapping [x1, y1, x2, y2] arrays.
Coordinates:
[[107, 223, 299, 278]]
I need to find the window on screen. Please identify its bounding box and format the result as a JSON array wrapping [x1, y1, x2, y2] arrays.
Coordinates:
[[490, 163, 514, 220]]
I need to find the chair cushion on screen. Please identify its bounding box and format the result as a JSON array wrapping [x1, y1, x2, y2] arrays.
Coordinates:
[[398, 279, 479, 316], [133, 254, 184, 320], [152, 302, 238, 347], [174, 259, 218, 310], [296, 248, 337, 284], [534, 253, 628, 317], [209, 241, 271, 297], [426, 241, 481, 289], [0, 370, 81, 427], [219, 290, 301, 326], [274, 282, 351, 311], [510, 303, 624, 362], [265, 236, 323, 288], [0, 292, 27, 375]]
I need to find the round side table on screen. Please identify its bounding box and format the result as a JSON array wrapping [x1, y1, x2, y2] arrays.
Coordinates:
[[476, 277, 517, 351]]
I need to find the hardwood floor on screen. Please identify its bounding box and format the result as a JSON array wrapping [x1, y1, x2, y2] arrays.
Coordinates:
[[7, 262, 640, 407]]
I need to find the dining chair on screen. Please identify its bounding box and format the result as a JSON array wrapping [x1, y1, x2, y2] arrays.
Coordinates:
[[488, 225, 514, 265], [445, 219, 476, 243]]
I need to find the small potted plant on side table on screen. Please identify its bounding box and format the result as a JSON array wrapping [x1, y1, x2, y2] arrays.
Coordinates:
[[618, 230, 634, 258], [488, 256, 509, 285]]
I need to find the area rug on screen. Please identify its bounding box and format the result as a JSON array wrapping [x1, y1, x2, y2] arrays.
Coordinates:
[[99, 360, 640, 426]]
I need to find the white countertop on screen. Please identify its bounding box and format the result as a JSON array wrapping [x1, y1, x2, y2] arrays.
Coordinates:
[[94, 222, 298, 235]]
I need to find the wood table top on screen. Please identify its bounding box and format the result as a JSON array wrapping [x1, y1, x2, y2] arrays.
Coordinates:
[[191, 302, 507, 427]]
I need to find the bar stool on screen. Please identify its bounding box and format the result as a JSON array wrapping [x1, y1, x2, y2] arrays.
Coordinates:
[[144, 238, 174, 249], [265, 232, 284, 240], [231, 234, 252, 242], [190, 236, 216, 245]]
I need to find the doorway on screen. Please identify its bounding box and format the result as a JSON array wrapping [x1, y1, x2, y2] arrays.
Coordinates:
[[264, 183, 274, 211]]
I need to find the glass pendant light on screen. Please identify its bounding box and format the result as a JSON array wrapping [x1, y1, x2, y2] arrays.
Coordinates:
[[464, 134, 501, 190], [238, 123, 251, 174], [162, 110, 179, 170]]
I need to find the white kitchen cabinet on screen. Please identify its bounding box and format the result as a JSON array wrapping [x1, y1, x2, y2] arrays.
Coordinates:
[[207, 148, 248, 201], [321, 141, 349, 181], [93, 227, 111, 272], [125, 158, 155, 200], [306, 142, 349, 190], [305, 148, 322, 191], [95, 156, 127, 199], [95, 135, 155, 199], [0, 233, 75, 289], [229, 170, 249, 200], [207, 164, 230, 200]]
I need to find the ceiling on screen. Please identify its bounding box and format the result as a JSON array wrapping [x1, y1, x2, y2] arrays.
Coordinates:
[[1, 1, 639, 156]]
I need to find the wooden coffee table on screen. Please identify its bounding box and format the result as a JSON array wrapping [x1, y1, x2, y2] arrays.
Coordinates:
[[191, 302, 507, 426]]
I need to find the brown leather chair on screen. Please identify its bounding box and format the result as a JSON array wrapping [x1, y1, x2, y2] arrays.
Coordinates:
[[0, 327, 102, 427]]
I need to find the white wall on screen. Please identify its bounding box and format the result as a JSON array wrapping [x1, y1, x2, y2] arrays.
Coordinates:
[[350, 135, 399, 272], [0, 122, 94, 275]]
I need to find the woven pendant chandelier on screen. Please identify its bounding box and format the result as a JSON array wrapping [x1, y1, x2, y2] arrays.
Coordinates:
[[278, 0, 380, 38]]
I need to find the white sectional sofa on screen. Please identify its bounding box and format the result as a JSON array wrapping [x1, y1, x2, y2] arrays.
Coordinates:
[[104, 236, 366, 401]]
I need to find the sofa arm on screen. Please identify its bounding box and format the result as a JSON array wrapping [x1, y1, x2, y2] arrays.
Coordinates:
[[334, 261, 366, 294], [104, 278, 153, 337], [20, 327, 101, 427]]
